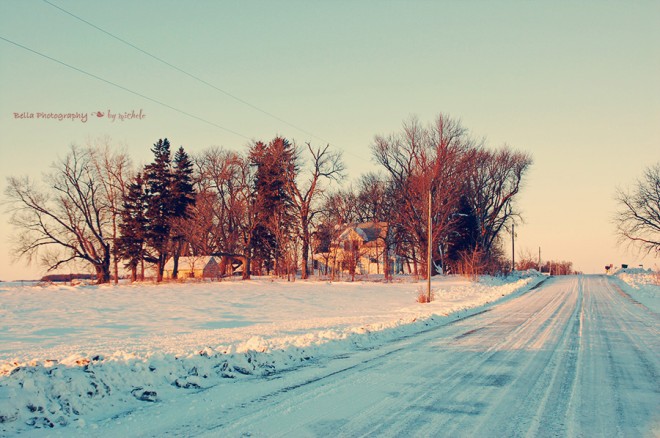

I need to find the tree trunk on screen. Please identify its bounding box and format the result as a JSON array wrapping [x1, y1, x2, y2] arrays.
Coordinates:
[[172, 237, 186, 279], [218, 256, 228, 277], [96, 262, 111, 284], [383, 244, 390, 282], [411, 247, 418, 277], [157, 252, 167, 282], [95, 266, 104, 284], [112, 216, 119, 284], [103, 264, 111, 283], [301, 236, 309, 279], [242, 255, 251, 280], [113, 250, 119, 284], [172, 254, 180, 280], [96, 244, 112, 284]]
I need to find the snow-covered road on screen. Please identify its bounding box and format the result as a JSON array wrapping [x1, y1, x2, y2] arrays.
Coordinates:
[[94, 275, 658, 437]]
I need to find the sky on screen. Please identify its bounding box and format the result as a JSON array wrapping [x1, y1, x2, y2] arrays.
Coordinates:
[[0, 1, 658, 280]]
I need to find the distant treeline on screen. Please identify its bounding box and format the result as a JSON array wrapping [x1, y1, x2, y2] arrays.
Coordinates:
[[40, 274, 96, 282]]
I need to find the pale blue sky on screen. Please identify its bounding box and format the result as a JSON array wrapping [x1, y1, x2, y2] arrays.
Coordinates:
[[1, 1, 659, 280]]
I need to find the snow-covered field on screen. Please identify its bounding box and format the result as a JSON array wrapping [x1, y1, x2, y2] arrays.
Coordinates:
[[0, 273, 542, 434], [612, 268, 660, 314]]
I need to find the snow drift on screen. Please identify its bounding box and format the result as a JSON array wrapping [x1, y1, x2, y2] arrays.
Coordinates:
[[612, 267, 660, 314], [0, 273, 543, 434]]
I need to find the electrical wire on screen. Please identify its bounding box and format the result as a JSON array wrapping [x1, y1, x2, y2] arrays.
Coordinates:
[[8, 1, 374, 164], [41, 0, 331, 145], [0, 35, 251, 140]]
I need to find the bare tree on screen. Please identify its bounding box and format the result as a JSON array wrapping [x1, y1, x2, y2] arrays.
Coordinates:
[[353, 173, 395, 280], [354, 172, 390, 223], [342, 238, 367, 282], [5, 145, 114, 283], [614, 162, 660, 255], [195, 148, 242, 255], [195, 147, 256, 279], [322, 188, 360, 226], [456, 247, 486, 281], [465, 147, 532, 258], [89, 141, 131, 283], [371, 114, 473, 278], [180, 188, 217, 257], [516, 248, 539, 271], [289, 143, 344, 279], [236, 156, 259, 279], [311, 221, 337, 277]]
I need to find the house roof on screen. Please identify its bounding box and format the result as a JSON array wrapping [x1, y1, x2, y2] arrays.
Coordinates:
[[356, 222, 387, 242], [163, 256, 216, 271], [338, 222, 387, 243]]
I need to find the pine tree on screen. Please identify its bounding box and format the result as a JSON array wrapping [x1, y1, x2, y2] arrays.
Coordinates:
[[249, 137, 297, 275], [172, 146, 196, 218], [169, 146, 196, 279], [140, 139, 196, 282], [143, 139, 175, 282], [118, 173, 147, 281], [446, 195, 479, 272]]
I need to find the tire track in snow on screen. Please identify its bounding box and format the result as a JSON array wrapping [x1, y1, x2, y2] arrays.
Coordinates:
[[200, 310, 505, 436], [202, 278, 552, 435], [326, 276, 656, 438], [308, 277, 578, 437], [524, 276, 583, 437], [427, 276, 581, 437], [588, 276, 660, 437], [88, 275, 659, 437], [152, 296, 514, 437], [330, 277, 566, 437], [193, 280, 549, 436]]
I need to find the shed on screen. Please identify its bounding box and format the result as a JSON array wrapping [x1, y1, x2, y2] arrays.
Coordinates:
[[163, 256, 220, 279]]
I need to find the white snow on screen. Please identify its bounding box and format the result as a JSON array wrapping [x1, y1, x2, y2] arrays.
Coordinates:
[[0, 273, 542, 434], [612, 268, 660, 314]]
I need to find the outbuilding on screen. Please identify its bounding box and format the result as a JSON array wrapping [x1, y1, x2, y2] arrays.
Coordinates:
[[163, 256, 220, 279]]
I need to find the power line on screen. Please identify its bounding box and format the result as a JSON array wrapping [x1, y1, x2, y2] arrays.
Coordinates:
[[41, 0, 331, 145], [0, 35, 251, 140]]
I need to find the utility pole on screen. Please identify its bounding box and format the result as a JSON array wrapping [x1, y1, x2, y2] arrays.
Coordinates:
[[538, 247, 541, 272], [511, 223, 515, 272], [427, 191, 432, 303]]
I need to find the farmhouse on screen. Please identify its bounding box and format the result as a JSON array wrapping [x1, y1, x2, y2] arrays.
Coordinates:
[[314, 221, 392, 277]]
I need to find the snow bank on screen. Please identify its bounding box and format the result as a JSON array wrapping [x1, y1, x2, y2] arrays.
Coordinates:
[[613, 268, 660, 314], [0, 274, 542, 433]]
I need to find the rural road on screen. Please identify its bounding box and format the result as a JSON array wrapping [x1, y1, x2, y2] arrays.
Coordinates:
[[100, 276, 660, 437]]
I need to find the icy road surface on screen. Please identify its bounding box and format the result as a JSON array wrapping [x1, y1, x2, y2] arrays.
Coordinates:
[[91, 275, 659, 437]]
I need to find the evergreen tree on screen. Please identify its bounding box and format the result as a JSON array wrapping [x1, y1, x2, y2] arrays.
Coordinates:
[[172, 146, 196, 218], [143, 139, 175, 282], [446, 195, 479, 272], [169, 146, 196, 279], [249, 137, 297, 275], [139, 139, 196, 281], [118, 173, 147, 281]]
